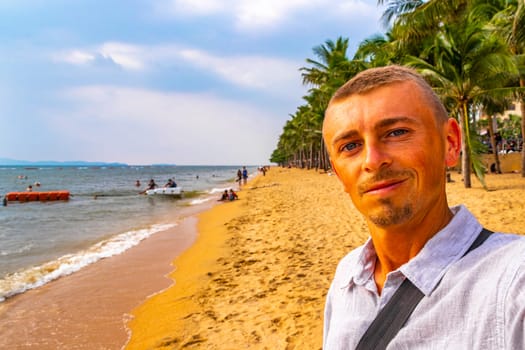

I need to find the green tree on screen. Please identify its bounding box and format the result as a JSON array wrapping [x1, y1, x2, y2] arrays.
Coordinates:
[[274, 36, 359, 170], [479, 99, 513, 174], [407, 24, 516, 187], [380, 0, 516, 187], [382, 0, 525, 180], [273, 0, 525, 183], [353, 32, 400, 66], [300, 37, 355, 90], [491, 0, 525, 176]]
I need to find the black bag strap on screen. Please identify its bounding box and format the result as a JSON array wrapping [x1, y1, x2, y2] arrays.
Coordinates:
[[355, 228, 493, 350]]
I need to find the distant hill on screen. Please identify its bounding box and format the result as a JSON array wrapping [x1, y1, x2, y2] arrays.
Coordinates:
[[0, 158, 128, 167]]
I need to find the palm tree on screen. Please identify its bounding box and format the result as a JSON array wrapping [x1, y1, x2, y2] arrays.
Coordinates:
[[401, 2, 517, 187], [296, 37, 361, 171], [479, 98, 514, 174], [376, 0, 516, 187], [377, 0, 425, 28], [301, 37, 354, 89], [491, 0, 525, 176], [271, 103, 325, 169], [353, 32, 401, 66]]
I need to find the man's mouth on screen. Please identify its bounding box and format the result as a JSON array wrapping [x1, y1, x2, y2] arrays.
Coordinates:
[[360, 179, 407, 195]]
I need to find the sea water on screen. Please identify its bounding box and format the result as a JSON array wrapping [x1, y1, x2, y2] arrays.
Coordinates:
[[0, 165, 255, 302]]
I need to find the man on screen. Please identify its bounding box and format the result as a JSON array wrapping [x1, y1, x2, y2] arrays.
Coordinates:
[[164, 178, 177, 188], [242, 166, 248, 185], [322, 65, 525, 349]]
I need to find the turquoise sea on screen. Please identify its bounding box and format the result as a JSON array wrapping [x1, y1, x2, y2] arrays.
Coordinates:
[[0, 165, 256, 302]]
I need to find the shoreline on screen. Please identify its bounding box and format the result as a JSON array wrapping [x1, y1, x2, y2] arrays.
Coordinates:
[[125, 188, 243, 348], [0, 199, 219, 349], [0, 164, 250, 304]]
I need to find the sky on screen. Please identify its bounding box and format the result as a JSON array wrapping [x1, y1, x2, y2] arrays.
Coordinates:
[[0, 0, 385, 166]]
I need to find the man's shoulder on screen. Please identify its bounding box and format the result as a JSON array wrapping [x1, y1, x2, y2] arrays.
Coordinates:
[[496, 233, 525, 259], [458, 232, 525, 282], [457, 231, 525, 266], [487, 231, 525, 253]]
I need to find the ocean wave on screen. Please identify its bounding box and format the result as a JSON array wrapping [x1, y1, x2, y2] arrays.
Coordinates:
[[209, 187, 234, 194], [0, 223, 176, 302], [0, 243, 34, 257], [189, 197, 213, 205]]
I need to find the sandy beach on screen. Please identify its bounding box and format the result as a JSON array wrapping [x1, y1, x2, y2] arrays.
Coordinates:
[[1, 167, 524, 349], [126, 167, 525, 349]]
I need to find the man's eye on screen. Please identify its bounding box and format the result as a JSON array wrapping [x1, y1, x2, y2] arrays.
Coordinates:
[[342, 142, 359, 152], [389, 129, 408, 137]]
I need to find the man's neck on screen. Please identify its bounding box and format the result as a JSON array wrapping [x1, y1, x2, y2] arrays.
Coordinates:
[[370, 206, 454, 295]]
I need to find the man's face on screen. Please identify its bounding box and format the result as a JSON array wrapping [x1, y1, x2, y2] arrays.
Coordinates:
[[323, 81, 451, 228]]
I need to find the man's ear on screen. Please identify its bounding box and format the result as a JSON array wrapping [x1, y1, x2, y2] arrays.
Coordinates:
[[445, 118, 461, 167]]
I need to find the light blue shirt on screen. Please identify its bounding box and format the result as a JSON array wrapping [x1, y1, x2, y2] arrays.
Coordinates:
[[324, 205, 525, 349]]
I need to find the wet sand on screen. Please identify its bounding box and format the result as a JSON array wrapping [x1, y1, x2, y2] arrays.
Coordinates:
[[0, 202, 216, 349]]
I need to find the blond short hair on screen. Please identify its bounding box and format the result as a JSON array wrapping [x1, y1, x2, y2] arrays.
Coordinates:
[[329, 65, 449, 123]]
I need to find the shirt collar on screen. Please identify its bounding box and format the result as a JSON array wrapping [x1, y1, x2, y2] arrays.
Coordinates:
[[401, 205, 482, 295], [342, 205, 482, 295], [351, 237, 376, 287]]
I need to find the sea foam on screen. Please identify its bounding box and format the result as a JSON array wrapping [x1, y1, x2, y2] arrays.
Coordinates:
[[0, 223, 176, 302], [190, 197, 213, 205]]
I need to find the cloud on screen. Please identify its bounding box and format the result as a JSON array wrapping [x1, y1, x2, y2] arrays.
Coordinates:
[[48, 85, 283, 165], [332, 0, 382, 21], [159, 0, 224, 16], [233, 0, 317, 30], [178, 48, 301, 92], [52, 42, 146, 71], [98, 42, 145, 71], [51, 42, 304, 98], [153, 0, 380, 31], [154, 0, 317, 30], [58, 50, 96, 65]]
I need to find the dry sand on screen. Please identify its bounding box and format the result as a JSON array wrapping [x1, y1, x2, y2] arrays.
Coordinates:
[[126, 168, 525, 350]]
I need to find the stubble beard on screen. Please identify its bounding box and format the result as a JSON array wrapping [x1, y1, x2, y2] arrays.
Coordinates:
[[356, 169, 416, 227], [367, 197, 413, 227]]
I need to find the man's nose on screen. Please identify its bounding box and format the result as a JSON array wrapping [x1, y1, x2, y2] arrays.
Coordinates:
[[362, 141, 391, 172]]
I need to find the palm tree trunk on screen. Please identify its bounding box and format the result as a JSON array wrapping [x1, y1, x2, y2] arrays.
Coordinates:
[[487, 114, 502, 174], [459, 104, 472, 188], [309, 142, 314, 170], [520, 80, 525, 177], [320, 138, 327, 171]]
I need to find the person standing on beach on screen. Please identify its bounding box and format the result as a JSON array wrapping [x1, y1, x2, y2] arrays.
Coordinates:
[[242, 166, 248, 185], [322, 65, 525, 349], [237, 169, 242, 184]]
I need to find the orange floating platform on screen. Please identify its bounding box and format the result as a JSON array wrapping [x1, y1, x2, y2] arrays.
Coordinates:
[[4, 191, 70, 203]]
